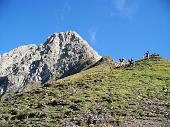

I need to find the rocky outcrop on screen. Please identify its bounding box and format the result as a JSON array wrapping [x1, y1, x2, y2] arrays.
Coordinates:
[[0, 31, 101, 98]]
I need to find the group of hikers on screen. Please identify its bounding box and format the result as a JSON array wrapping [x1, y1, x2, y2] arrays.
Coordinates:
[[119, 51, 150, 67]]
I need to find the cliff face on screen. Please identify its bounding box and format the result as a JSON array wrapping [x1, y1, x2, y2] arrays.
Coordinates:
[[0, 31, 101, 97]]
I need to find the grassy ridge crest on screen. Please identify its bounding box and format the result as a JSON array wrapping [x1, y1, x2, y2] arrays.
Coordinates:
[[0, 54, 170, 126]]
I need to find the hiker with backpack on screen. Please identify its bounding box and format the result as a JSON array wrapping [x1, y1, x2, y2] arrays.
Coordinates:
[[144, 51, 150, 59], [128, 58, 135, 67], [119, 58, 126, 66]]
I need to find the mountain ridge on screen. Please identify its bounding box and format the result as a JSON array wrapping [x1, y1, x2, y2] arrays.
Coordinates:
[[0, 54, 170, 126]]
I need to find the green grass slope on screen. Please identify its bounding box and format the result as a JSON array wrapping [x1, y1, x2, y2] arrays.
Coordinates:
[[0, 54, 170, 127]]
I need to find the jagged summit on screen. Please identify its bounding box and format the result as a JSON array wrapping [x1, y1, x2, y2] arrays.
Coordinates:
[[0, 31, 101, 98], [44, 31, 89, 45]]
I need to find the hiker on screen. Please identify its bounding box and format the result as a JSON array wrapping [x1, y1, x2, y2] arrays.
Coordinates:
[[119, 58, 126, 66], [119, 58, 123, 62], [128, 58, 135, 67], [144, 51, 150, 59]]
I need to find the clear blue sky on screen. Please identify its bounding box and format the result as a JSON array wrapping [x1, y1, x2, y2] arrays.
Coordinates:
[[0, 0, 170, 60]]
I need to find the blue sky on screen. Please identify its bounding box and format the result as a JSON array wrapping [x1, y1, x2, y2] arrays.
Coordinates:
[[0, 0, 170, 60]]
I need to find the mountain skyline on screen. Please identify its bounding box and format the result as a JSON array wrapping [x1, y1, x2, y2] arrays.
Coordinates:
[[0, 0, 170, 60], [0, 1, 170, 126]]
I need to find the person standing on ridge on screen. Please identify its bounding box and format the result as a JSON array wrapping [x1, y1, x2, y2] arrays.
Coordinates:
[[144, 51, 150, 59], [128, 58, 135, 67]]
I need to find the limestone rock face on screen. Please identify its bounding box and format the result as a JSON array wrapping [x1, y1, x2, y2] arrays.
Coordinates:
[[0, 31, 101, 98]]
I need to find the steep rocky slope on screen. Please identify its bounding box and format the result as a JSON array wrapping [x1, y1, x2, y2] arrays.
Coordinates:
[[0, 31, 101, 98], [0, 55, 169, 126]]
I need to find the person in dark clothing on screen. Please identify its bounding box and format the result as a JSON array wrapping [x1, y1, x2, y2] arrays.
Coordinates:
[[128, 58, 135, 67], [119, 58, 125, 63], [119, 58, 126, 66], [144, 51, 150, 59]]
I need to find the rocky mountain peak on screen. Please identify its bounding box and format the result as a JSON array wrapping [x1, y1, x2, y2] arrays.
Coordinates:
[[0, 31, 101, 98]]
